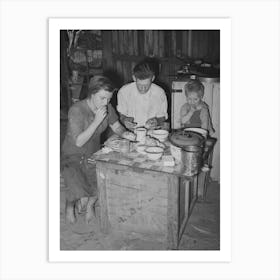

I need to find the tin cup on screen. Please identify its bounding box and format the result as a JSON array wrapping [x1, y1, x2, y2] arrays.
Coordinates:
[[135, 127, 147, 144], [119, 139, 130, 153]]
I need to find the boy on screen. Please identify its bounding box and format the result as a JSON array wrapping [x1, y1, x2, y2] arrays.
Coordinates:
[[180, 79, 214, 134]]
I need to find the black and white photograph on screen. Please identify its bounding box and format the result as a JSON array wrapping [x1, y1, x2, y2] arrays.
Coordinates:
[[59, 28, 221, 251], [1, 0, 279, 279]]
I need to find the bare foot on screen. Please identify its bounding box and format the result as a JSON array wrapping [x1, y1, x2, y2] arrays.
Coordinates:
[[76, 197, 89, 214], [65, 201, 76, 224], [85, 196, 97, 224]]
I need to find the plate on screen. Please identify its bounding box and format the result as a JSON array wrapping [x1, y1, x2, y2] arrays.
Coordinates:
[[183, 127, 208, 138]]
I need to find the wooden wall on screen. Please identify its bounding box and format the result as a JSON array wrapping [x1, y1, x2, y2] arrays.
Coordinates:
[[102, 30, 220, 88], [60, 30, 219, 116], [100, 30, 219, 122]]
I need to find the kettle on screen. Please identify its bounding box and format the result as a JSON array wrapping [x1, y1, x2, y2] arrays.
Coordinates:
[[169, 130, 205, 176]]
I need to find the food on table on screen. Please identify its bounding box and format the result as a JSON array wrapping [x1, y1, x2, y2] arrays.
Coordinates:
[[145, 146, 164, 161], [122, 131, 136, 141], [145, 136, 158, 147], [104, 135, 130, 152], [162, 155, 175, 167], [104, 138, 123, 151]]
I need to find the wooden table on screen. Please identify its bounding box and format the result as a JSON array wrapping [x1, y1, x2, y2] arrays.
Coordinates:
[[89, 139, 216, 249]]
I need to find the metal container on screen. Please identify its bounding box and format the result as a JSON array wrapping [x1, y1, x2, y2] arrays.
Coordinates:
[[169, 130, 205, 176], [119, 139, 130, 154]]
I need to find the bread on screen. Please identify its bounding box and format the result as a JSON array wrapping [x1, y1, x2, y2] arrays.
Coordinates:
[[122, 131, 136, 141]]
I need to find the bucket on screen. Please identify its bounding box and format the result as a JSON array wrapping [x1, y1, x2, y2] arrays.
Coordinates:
[[181, 146, 203, 176], [169, 130, 204, 176]]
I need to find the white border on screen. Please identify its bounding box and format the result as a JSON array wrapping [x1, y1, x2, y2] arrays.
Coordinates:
[[49, 18, 231, 262]]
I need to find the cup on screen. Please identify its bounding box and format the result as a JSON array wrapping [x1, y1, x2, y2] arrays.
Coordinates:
[[119, 139, 130, 153], [135, 127, 147, 144]]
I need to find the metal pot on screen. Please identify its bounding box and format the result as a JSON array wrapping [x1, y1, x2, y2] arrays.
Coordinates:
[[169, 130, 205, 176]]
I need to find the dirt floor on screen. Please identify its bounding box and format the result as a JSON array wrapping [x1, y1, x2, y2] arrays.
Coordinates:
[[60, 178, 220, 251]]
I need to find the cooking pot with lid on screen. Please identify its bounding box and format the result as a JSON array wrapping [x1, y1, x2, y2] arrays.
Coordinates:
[[169, 130, 205, 176]]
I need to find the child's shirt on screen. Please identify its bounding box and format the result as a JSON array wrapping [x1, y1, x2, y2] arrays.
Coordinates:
[[180, 101, 215, 134]]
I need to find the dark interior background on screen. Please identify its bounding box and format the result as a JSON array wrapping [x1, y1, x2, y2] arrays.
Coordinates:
[[60, 30, 220, 142]]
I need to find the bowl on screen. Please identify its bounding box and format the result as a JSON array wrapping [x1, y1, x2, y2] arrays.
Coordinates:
[[145, 146, 164, 161], [183, 127, 208, 138], [151, 129, 169, 142], [134, 127, 147, 144]]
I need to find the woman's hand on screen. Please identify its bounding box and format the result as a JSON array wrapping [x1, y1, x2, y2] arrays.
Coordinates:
[[94, 106, 107, 126], [75, 107, 107, 148]]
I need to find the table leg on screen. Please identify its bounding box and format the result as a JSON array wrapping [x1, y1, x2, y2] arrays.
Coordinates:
[[198, 172, 207, 200], [96, 166, 110, 234], [167, 176, 180, 249], [178, 178, 191, 242], [198, 149, 214, 200]]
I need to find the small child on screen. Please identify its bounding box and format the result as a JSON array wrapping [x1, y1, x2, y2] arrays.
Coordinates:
[[180, 79, 215, 134]]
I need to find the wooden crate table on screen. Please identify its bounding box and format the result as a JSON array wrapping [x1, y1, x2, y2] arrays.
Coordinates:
[[88, 139, 216, 249]]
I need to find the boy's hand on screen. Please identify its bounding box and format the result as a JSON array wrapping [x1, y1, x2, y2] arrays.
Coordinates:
[[189, 106, 197, 113]]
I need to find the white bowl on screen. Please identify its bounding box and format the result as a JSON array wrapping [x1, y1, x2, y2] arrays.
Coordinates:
[[151, 129, 169, 142], [183, 127, 208, 138], [145, 146, 164, 161]]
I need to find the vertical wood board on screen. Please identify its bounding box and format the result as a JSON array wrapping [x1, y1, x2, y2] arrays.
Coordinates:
[[167, 175, 179, 249], [104, 167, 169, 236]]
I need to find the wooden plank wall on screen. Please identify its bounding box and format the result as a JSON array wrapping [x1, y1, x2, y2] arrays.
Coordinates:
[[103, 30, 220, 88]]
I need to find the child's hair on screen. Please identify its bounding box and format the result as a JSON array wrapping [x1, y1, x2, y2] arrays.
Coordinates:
[[133, 62, 155, 80], [184, 79, 205, 99], [87, 75, 116, 97]]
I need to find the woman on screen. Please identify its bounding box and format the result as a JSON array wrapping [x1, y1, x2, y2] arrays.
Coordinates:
[[61, 75, 134, 224]]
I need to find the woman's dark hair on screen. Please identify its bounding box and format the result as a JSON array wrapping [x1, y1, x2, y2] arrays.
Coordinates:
[[133, 62, 155, 80], [87, 75, 116, 97], [184, 79, 205, 98]]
